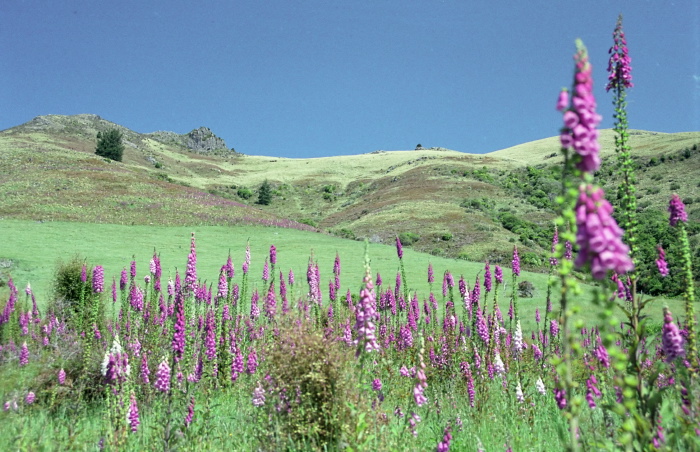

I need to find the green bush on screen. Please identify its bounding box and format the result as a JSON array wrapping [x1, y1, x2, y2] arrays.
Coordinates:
[[398, 232, 420, 246], [257, 318, 357, 449], [95, 129, 124, 162], [257, 180, 272, 205], [237, 187, 253, 200]]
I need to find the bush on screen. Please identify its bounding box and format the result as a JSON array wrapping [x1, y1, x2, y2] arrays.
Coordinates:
[[95, 129, 124, 162], [257, 319, 356, 449], [518, 280, 535, 298], [257, 180, 272, 205], [398, 232, 420, 246], [237, 187, 253, 200]]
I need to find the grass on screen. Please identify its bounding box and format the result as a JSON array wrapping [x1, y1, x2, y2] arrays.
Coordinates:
[[0, 219, 683, 337]]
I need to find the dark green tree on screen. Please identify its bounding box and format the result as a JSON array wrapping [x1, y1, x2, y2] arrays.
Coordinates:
[[257, 180, 272, 205], [95, 128, 124, 162]]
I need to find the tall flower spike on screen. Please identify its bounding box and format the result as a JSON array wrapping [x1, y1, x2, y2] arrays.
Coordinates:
[[395, 235, 404, 260], [512, 246, 520, 276], [668, 194, 688, 227], [661, 307, 684, 362], [574, 184, 633, 279], [656, 245, 669, 277], [185, 232, 197, 293], [92, 266, 104, 294], [606, 14, 633, 91], [559, 40, 603, 173]]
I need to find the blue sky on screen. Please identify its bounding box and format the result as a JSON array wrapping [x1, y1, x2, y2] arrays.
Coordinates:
[[2, 1, 698, 158]]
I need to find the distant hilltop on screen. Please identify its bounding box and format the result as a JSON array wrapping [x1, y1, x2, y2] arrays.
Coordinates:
[[6, 114, 234, 155]]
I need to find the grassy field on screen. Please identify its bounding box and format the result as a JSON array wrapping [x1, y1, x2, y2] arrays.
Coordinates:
[[0, 218, 683, 336]]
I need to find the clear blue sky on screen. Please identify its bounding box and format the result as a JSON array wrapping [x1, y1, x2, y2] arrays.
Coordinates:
[[2, 1, 699, 158]]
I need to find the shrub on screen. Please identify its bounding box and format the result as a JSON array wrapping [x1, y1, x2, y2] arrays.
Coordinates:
[[670, 182, 681, 191], [257, 180, 272, 205], [95, 129, 124, 162], [398, 232, 420, 246], [237, 187, 253, 200], [298, 218, 319, 228], [518, 280, 535, 298], [257, 318, 356, 449], [441, 232, 453, 241]]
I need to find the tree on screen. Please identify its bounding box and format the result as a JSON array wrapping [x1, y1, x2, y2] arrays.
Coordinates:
[[95, 128, 124, 162], [257, 180, 272, 205]]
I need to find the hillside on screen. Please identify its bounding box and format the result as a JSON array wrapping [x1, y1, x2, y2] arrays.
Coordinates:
[[1, 114, 699, 270]]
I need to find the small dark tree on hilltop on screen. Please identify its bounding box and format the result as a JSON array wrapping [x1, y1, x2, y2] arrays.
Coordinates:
[[95, 128, 124, 162], [257, 180, 272, 205]]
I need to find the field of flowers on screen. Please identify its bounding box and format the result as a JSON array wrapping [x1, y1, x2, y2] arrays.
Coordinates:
[[1, 15, 699, 451]]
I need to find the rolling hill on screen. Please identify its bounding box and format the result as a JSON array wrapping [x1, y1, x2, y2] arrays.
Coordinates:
[[1, 114, 699, 269]]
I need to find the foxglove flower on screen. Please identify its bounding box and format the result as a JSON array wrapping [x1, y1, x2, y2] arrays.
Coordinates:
[[184, 396, 195, 427], [668, 194, 688, 227], [80, 264, 88, 283], [372, 378, 382, 392], [225, 254, 235, 279], [128, 392, 139, 433], [217, 270, 228, 300], [172, 274, 185, 362], [288, 269, 294, 286], [606, 15, 633, 91], [495, 265, 503, 284], [550, 319, 559, 338], [436, 425, 452, 452], [58, 368, 66, 385], [535, 377, 546, 395], [269, 245, 277, 266], [656, 245, 669, 277], [25, 391, 35, 405], [154, 358, 171, 392], [586, 374, 601, 409], [252, 382, 266, 407], [550, 226, 559, 267], [120, 268, 128, 291], [396, 236, 404, 259], [512, 246, 520, 276], [662, 307, 684, 362], [92, 266, 104, 293], [513, 321, 523, 354], [247, 348, 258, 374], [19, 341, 29, 366], [559, 41, 603, 173], [574, 184, 633, 279], [185, 233, 197, 293], [250, 290, 260, 319], [262, 258, 269, 282], [484, 262, 492, 293], [427, 263, 434, 284], [515, 382, 524, 403], [354, 269, 380, 356], [414, 369, 428, 407], [493, 352, 505, 375]]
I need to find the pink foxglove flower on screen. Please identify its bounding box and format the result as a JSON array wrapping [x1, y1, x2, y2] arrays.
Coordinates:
[[19, 341, 29, 366], [484, 262, 492, 293], [185, 232, 197, 293], [154, 358, 171, 392], [252, 382, 265, 407], [662, 307, 684, 362], [559, 41, 602, 173], [494, 265, 503, 284], [656, 246, 669, 277], [436, 425, 452, 452], [92, 266, 104, 293], [25, 392, 35, 405], [128, 392, 139, 433], [269, 245, 277, 266], [58, 368, 66, 385], [354, 268, 380, 356], [668, 194, 688, 227], [574, 184, 633, 279], [184, 396, 195, 427], [606, 15, 633, 91], [512, 246, 520, 276], [395, 235, 404, 259]]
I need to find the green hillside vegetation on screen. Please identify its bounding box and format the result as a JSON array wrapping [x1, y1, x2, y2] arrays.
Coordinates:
[[1, 115, 699, 283]]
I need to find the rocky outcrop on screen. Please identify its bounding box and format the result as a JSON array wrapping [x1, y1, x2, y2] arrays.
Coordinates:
[[185, 127, 229, 153]]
